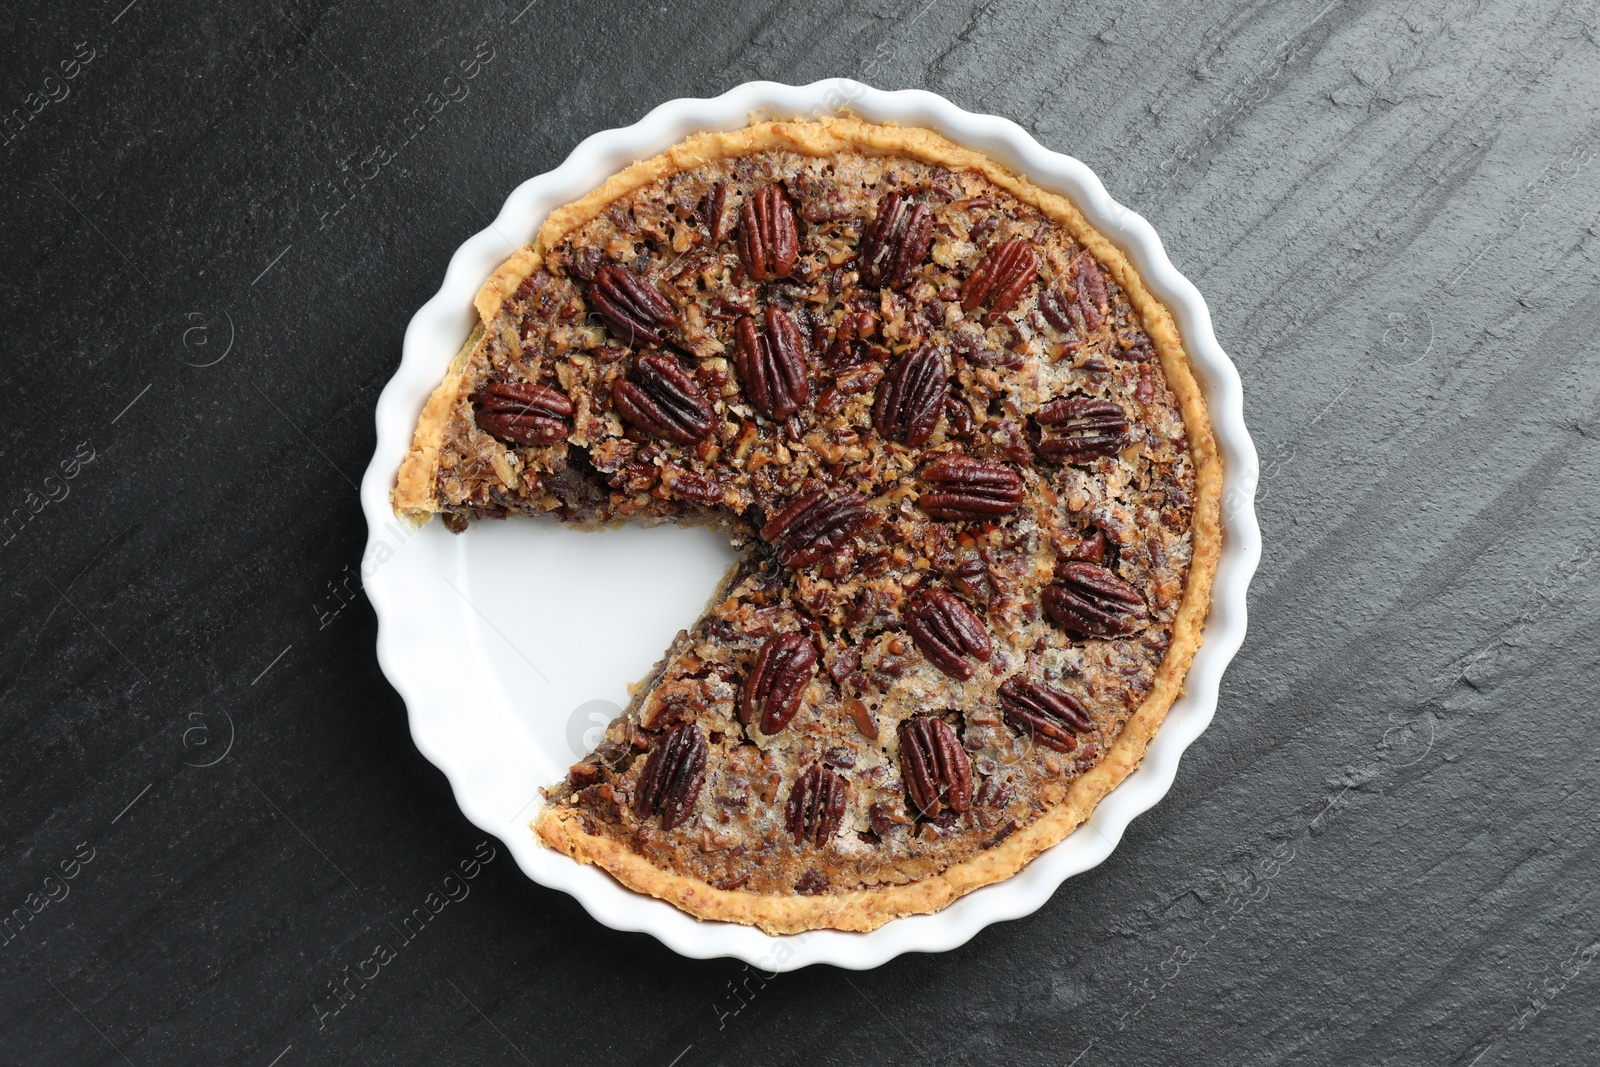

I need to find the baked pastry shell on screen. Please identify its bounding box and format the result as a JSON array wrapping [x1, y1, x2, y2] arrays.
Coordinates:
[[361, 80, 1261, 968]]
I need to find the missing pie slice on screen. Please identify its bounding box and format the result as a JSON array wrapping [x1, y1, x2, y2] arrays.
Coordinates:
[[392, 117, 1221, 934]]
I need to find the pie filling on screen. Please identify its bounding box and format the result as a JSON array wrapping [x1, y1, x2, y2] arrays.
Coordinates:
[[395, 123, 1210, 929]]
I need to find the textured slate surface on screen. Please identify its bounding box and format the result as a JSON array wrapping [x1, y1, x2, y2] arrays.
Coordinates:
[[3, 1, 1598, 1063]]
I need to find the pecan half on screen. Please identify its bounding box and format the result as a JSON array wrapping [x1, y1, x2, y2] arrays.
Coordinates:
[[1040, 252, 1111, 335], [734, 307, 808, 421], [1038, 286, 1076, 334], [590, 264, 674, 347], [472, 381, 574, 446], [760, 487, 872, 568], [785, 764, 848, 846], [900, 715, 972, 818], [919, 454, 1024, 521], [612, 351, 716, 444], [739, 632, 817, 735], [960, 238, 1038, 315], [632, 723, 707, 830], [998, 675, 1091, 753], [858, 192, 933, 291], [696, 180, 728, 244], [737, 185, 800, 282], [1036, 396, 1129, 463], [1075, 252, 1108, 329], [873, 344, 948, 447], [905, 588, 992, 680], [1043, 561, 1149, 637]]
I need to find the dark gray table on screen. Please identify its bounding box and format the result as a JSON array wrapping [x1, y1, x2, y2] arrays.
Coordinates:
[[4, 1, 1597, 1064]]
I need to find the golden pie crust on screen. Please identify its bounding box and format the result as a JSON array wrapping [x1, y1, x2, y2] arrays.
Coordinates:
[[393, 117, 1221, 934]]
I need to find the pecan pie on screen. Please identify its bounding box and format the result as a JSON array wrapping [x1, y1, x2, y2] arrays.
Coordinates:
[[392, 118, 1221, 933]]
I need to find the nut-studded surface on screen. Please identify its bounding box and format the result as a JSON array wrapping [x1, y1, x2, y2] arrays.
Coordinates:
[[405, 141, 1201, 911]]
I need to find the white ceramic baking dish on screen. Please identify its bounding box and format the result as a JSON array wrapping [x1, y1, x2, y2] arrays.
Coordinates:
[[359, 79, 1261, 971]]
